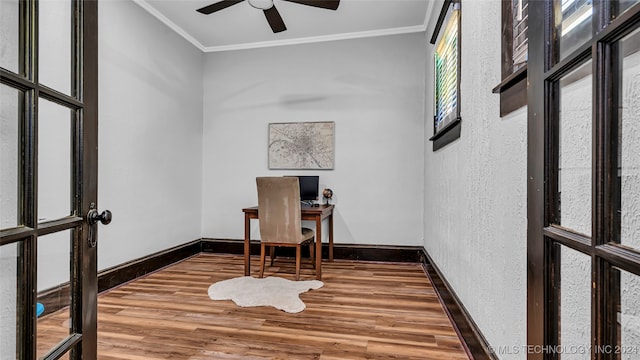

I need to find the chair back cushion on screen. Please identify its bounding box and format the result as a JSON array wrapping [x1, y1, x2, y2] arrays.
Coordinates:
[[256, 177, 303, 244]]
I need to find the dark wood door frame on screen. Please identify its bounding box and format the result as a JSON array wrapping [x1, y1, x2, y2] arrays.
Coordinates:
[[0, 0, 99, 358], [79, 1, 99, 358], [528, 2, 640, 359], [526, 0, 546, 356]]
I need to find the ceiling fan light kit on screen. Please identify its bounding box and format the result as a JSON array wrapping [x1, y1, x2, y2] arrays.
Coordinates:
[[196, 0, 340, 33]]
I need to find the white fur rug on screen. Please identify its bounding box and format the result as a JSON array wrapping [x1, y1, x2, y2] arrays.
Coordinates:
[[207, 276, 323, 313]]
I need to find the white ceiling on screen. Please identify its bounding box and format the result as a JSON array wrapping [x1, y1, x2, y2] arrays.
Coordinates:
[[134, 0, 435, 52]]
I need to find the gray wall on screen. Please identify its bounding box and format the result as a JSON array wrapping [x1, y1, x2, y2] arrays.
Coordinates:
[[201, 34, 426, 246], [97, 0, 204, 270], [423, 1, 528, 358]]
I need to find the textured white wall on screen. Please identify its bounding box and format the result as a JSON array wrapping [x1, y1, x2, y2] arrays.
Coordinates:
[[97, 0, 204, 270], [201, 34, 426, 246], [423, 1, 528, 358], [621, 50, 640, 251]]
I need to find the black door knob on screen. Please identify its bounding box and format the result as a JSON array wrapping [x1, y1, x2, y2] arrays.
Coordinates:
[[88, 209, 112, 225]]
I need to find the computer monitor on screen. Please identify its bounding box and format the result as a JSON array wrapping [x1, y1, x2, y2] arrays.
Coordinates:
[[287, 176, 319, 203]]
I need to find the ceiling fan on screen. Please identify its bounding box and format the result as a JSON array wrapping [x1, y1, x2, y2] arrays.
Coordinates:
[[196, 0, 340, 33]]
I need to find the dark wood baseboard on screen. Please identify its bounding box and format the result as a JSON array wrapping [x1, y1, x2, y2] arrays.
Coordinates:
[[37, 239, 201, 316], [201, 238, 259, 255], [420, 248, 496, 360], [332, 243, 423, 262], [201, 238, 423, 263], [97, 239, 201, 292]]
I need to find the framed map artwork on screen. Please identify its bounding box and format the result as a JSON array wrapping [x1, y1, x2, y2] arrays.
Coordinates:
[[268, 121, 335, 170]]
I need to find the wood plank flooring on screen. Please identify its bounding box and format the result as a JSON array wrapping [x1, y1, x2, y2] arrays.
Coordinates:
[[37, 253, 469, 359]]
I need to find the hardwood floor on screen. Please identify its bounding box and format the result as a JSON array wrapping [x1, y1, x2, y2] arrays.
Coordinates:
[[37, 254, 469, 359]]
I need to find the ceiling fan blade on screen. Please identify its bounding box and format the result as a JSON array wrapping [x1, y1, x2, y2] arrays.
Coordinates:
[[196, 0, 244, 14], [281, 0, 339, 10], [263, 6, 287, 33]]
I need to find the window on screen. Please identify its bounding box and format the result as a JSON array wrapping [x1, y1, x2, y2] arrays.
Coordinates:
[[429, 0, 462, 151], [492, 0, 529, 116], [434, 12, 458, 133], [512, 0, 529, 70]]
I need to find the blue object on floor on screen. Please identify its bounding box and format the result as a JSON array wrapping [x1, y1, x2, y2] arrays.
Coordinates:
[[36, 302, 44, 317]]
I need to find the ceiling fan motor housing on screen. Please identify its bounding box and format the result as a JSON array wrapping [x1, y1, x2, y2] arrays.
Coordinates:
[[248, 0, 274, 10]]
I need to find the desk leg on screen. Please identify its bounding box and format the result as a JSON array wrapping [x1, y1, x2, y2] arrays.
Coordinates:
[[328, 213, 334, 262], [315, 215, 322, 280], [244, 213, 251, 276]]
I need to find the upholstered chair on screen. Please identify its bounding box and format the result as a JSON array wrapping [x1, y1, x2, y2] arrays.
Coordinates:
[[256, 177, 315, 280]]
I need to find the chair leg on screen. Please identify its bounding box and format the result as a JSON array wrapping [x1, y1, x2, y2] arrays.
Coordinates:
[[270, 246, 276, 266], [295, 245, 301, 281], [309, 240, 315, 269], [259, 242, 266, 278]]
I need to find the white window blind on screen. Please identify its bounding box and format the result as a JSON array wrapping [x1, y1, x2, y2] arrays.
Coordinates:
[[513, 0, 528, 69], [434, 9, 459, 132]]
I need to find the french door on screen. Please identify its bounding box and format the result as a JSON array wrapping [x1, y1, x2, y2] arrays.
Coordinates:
[[528, 0, 640, 359], [0, 0, 103, 358]]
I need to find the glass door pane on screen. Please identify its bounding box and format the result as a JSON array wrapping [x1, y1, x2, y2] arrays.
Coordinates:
[[0, 84, 21, 228], [617, 27, 640, 251], [0, 0, 20, 73], [612, 268, 640, 359], [559, 244, 592, 359], [36, 230, 73, 358], [38, 98, 73, 222], [38, 0, 72, 95], [616, 0, 640, 19], [557, 59, 593, 236], [0, 242, 18, 360]]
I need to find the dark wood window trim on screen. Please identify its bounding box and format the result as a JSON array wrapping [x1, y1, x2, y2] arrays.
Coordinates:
[[492, 65, 527, 93], [493, 0, 528, 117], [429, 0, 462, 151], [428, 118, 462, 151]]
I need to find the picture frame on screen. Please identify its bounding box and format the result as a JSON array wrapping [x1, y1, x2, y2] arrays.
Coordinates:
[[268, 121, 335, 170]]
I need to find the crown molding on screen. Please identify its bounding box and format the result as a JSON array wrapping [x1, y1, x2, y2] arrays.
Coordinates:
[[423, 0, 437, 35], [203, 24, 427, 52], [132, 0, 207, 52], [134, 0, 428, 53]]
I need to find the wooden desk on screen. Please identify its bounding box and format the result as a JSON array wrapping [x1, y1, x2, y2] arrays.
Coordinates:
[[242, 204, 334, 280]]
